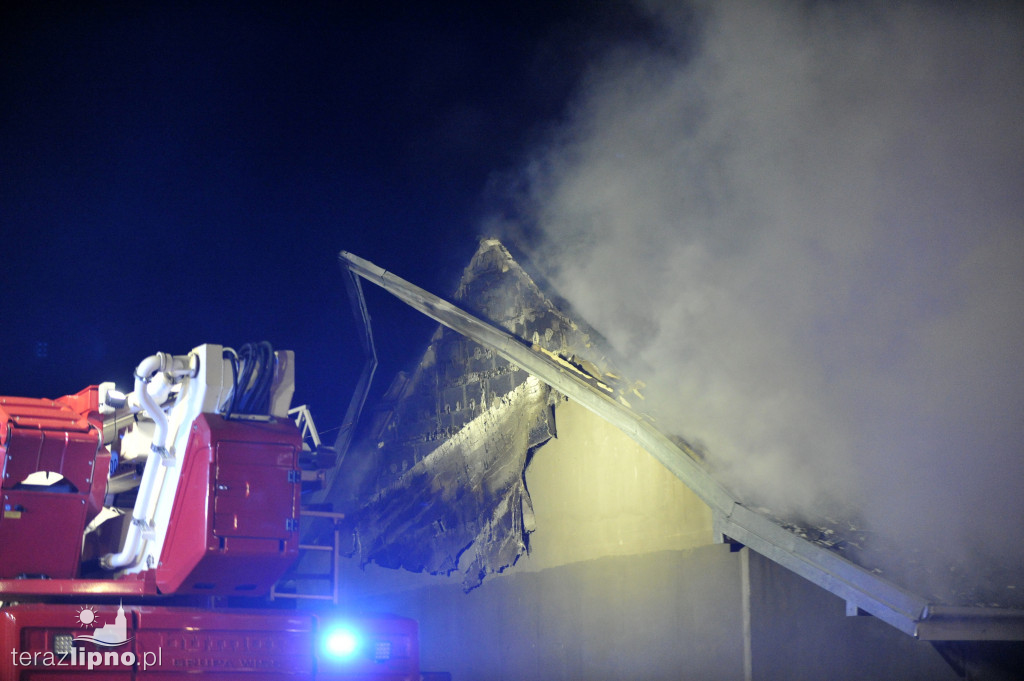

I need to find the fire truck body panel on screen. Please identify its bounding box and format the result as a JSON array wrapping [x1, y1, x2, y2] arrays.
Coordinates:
[[0, 344, 427, 681], [2, 604, 420, 680]]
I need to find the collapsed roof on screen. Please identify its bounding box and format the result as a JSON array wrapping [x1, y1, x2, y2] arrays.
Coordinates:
[[333, 238, 1024, 642], [328, 240, 635, 588]]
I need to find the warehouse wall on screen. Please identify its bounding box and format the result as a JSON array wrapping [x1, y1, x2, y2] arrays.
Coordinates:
[[351, 545, 745, 681], [743, 548, 958, 681], [345, 546, 958, 681], [335, 399, 957, 680]]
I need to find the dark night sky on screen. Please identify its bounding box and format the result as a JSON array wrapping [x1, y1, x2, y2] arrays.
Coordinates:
[[0, 1, 651, 431]]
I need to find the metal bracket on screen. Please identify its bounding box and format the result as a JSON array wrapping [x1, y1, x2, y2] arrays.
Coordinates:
[[151, 444, 174, 466]]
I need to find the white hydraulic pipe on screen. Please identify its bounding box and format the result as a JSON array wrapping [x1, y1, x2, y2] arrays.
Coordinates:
[[101, 352, 192, 570], [136, 353, 171, 453], [100, 447, 161, 568]]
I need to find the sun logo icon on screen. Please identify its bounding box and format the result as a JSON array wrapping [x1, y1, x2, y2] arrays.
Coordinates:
[[76, 606, 99, 628]]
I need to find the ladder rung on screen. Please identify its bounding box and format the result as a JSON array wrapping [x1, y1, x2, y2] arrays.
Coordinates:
[[270, 592, 334, 601], [281, 572, 333, 580]]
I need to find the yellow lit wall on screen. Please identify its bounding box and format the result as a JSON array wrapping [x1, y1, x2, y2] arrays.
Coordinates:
[[517, 398, 714, 572]]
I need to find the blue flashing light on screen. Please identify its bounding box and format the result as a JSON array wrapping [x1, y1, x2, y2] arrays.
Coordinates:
[[322, 627, 361, 661]]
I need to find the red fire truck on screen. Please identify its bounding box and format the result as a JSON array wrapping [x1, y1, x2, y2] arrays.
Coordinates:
[[0, 343, 429, 680]]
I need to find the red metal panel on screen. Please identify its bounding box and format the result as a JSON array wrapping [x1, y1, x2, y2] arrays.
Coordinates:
[[0, 397, 92, 435], [1, 603, 135, 680], [0, 490, 87, 578], [0, 573, 156, 598], [214, 441, 296, 540], [1, 425, 98, 494], [55, 386, 105, 431], [2, 605, 421, 680], [156, 414, 301, 596], [134, 607, 315, 678], [1, 604, 319, 680], [0, 391, 108, 582]]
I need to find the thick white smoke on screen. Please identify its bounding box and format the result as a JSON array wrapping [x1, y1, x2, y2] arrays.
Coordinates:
[[502, 0, 1024, 581]]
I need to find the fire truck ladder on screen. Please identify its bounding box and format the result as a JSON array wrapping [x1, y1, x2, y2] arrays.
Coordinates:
[[270, 509, 346, 605]]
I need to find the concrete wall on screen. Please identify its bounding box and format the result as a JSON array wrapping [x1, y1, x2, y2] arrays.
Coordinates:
[[333, 399, 958, 680], [341, 546, 957, 681], [350, 545, 746, 681], [743, 549, 958, 681]]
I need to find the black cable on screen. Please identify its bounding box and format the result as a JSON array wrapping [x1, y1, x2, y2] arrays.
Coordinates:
[[236, 343, 259, 413], [224, 341, 276, 417], [222, 347, 240, 419], [253, 340, 276, 413]]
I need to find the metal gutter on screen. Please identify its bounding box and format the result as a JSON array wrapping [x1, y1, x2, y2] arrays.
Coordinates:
[[916, 606, 1024, 642], [339, 249, 1024, 642]]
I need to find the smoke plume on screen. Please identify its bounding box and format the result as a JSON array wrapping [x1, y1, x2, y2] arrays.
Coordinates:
[[498, 0, 1024, 584]]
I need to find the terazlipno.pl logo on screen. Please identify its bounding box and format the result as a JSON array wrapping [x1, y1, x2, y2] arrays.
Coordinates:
[[74, 603, 132, 646], [9, 603, 162, 671]]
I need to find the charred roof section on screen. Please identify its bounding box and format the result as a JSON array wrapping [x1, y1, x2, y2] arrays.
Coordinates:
[[330, 240, 632, 588]]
